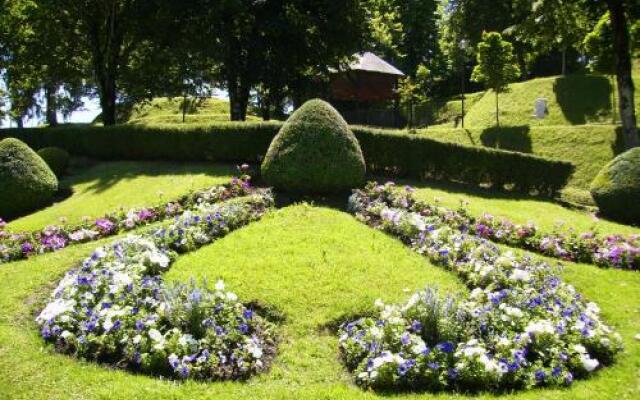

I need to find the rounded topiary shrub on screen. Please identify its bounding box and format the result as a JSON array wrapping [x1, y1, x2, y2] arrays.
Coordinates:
[[37, 146, 70, 177], [590, 147, 640, 223], [261, 99, 365, 193], [0, 138, 58, 219]]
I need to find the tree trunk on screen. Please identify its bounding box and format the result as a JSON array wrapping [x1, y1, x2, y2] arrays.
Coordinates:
[[607, 0, 639, 149], [561, 47, 567, 76], [15, 118, 24, 129], [99, 77, 118, 126], [496, 91, 500, 127], [227, 73, 249, 121], [261, 96, 271, 121], [45, 84, 59, 127]]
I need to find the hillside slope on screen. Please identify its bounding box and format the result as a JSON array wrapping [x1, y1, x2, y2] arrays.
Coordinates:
[[126, 97, 261, 125]]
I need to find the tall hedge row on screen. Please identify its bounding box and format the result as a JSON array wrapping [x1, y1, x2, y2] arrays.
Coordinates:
[[0, 123, 574, 196]]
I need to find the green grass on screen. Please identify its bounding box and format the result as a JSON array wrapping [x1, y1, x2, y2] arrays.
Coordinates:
[[402, 179, 639, 235], [1, 160, 639, 399], [1, 202, 639, 399], [126, 97, 261, 126], [6, 161, 235, 231]]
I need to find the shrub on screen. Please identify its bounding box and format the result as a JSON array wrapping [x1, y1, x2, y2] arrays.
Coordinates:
[[1, 122, 573, 196], [353, 126, 574, 197], [261, 99, 366, 193], [37, 146, 70, 176], [590, 147, 640, 223], [0, 138, 58, 219]]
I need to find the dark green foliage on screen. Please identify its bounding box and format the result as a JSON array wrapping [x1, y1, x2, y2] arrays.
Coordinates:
[[1, 122, 573, 196], [353, 127, 574, 197], [590, 147, 640, 223], [37, 147, 70, 177], [0, 123, 281, 163], [0, 138, 58, 219], [261, 99, 366, 193]]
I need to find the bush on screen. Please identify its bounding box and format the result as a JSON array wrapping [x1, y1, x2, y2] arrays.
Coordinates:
[[37, 146, 70, 176], [0, 138, 58, 219], [261, 99, 365, 193], [353, 126, 574, 197], [590, 147, 640, 223], [1, 122, 573, 196]]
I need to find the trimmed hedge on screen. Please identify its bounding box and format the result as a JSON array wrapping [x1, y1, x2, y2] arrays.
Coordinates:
[[0, 123, 574, 196], [0, 138, 58, 219], [262, 99, 365, 193], [590, 147, 640, 223], [37, 146, 70, 176]]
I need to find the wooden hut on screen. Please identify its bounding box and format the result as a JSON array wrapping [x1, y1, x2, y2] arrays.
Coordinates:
[[329, 52, 405, 127]]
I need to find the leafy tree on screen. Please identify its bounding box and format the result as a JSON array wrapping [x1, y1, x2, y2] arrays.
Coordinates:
[[514, 0, 590, 76], [397, 65, 431, 127], [471, 31, 520, 126], [364, 0, 404, 62]]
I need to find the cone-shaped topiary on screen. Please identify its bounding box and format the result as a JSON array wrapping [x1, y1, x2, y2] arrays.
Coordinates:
[[37, 147, 70, 177], [261, 99, 365, 193], [0, 138, 58, 219], [590, 147, 640, 223]]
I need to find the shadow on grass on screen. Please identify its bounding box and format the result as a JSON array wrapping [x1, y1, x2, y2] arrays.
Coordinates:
[[553, 75, 612, 125], [61, 161, 237, 194], [480, 125, 532, 153]]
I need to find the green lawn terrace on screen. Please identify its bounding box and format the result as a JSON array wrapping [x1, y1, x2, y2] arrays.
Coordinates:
[[1, 160, 639, 399], [125, 97, 262, 126]]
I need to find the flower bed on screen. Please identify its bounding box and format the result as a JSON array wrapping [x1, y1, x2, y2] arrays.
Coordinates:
[[36, 191, 278, 380], [351, 182, 639, 271], [0, 173, 254, 265], [339, 184, 623, 392]]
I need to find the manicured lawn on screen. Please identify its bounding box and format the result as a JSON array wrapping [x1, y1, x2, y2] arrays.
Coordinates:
[[1, 163, 638, 399], [1, 200, 639, 399], [6, 161, 235, 232]]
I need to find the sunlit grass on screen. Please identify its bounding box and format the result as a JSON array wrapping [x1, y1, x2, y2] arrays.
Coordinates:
[[7, 161, 234, 232]]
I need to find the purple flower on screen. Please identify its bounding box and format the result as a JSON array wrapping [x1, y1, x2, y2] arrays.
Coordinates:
[[21, 242, 34, 254], [137, 209, 156, 221], [95, 218, 115, 234]]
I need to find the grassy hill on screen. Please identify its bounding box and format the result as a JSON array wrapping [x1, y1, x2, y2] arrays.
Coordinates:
[[420, 63, 640, 204], [434, 62, 640, 128], [126, 97, 261, 125]]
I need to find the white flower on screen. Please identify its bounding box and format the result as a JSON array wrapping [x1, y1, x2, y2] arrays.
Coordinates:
[[510, 269, 530, 281], [145, 251, 170, 269], [525, 320, 555, 336], [215, 280, 225, 291], [247, 339, 263, 359], [36, 298, 76, 323], [148, 329, 163, 342], [581, 354, 599, 372]]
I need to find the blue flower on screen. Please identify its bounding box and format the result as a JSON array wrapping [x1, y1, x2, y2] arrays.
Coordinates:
[[535, 370, 546, 381], [238, 323, 250, 334], [437, 341, 454, 353]]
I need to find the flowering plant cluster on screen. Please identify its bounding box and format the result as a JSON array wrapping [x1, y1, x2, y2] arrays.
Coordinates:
[[339, 183, 623, 392], [0, 173, 254, 265], [350, 182, 639, 270], [36, 190, 278, 381]]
